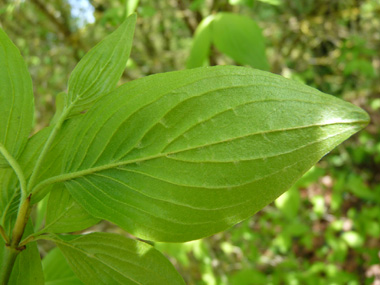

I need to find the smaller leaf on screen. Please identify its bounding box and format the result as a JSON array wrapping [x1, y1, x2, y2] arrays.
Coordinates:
[[67, 14, 136, 116], [43, 247, 83, 285], [43, 184, 99, 233], [49, 232, 185, 284], [212, 13, 269, 70], [186, 15, 214, 69]]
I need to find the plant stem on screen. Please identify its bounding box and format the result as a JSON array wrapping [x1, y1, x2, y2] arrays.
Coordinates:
[[0, 246, 19, 284], [27, 105, 72, 193], [0, 143, 27, 201], [0, 196, 31, 285], [0, 225, 10, 244], [11, 195, 31, 248], [0, 145, 31, 284]]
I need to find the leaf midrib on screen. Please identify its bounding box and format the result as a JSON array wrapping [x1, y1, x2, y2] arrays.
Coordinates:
[[33, 120, 364, 193]]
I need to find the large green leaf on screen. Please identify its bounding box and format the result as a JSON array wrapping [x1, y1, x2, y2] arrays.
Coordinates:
[[7, 221, 44, 285], [42, 183, 99, 234], [0, 28, 34, 167], [37, 66, 368, 242], [43, 247, 83, 285], [212, 13, 270, 70], [66, 14, 136, 116], [48, 233, 185, 284]]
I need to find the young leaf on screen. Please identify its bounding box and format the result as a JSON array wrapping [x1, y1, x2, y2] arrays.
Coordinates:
[[35, 66, 368, 242], [42, 247, 83, 285], [0, 28, 34, 167], [42, 184, 99, 233], [66, 14, 136, 116], [186, 15, 214, 69], [7, 222, 44, 285], [48, 233, 185, 284], [212, 13, 270, 70]]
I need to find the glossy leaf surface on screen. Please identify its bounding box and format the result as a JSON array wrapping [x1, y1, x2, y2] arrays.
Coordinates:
[[40, 66, 368, 242], [0, 28, 34, 167], [51, 233, 185, 284]]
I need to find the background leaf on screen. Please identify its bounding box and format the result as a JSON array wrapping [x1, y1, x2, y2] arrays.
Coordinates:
[[50, 232, 185, 284], [211, 13, 270, 70], [42, 247, 83, 285], [41, 66, 369, 242], [126, 0, 140, 16], [186, 15, 214, 69], [66, 13, 136, 116], [0, 27, 34, 167]]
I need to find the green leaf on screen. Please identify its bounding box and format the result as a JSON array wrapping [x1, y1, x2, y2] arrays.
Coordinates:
[[43, 247, 83, 285], [38, 66, 368, 242], [48, 233, 185, 284], [8, 221, 44, 285], [187, 13, 269, 70], [186, 15, 214, 69], [0, 27, 34, 167], [66, 14, 136, 116], [229, 0, 255, 7], [50, 92, 67, 126], [42, 184, 99, 233], [126, 0, 140, 16], [211, 13, 270, 70], [275, 186, 300, 219], [0, 168, 19, 234]]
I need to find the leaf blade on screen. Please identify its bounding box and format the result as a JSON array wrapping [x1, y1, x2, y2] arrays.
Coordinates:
[[42, 247, 83, 285], [186, 15, 214, 69], [50, 233, 185, 284], [43, 183, 99, 234], [42, 66, 368, 242], [211, 13, 270, 70], [0, 28, 34, 167], [67, 14, 136, 116]]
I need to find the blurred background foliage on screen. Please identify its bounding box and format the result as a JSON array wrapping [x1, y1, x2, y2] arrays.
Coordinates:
[[0, 0, 379, 284]]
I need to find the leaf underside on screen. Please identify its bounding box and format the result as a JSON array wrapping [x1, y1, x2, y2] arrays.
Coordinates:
[[40, 66, 368, 242], [0, 28, 34, 167], [53, 233, 185, 284]]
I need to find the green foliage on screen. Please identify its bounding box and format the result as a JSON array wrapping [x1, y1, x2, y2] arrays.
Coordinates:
[[0, 28, 34, 168], [0, 6, 372, 285], [48, 233, 185, 284], [187, 12, 269, 70], [66, 14, 136, 116], [42, 247, 82, 285]]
